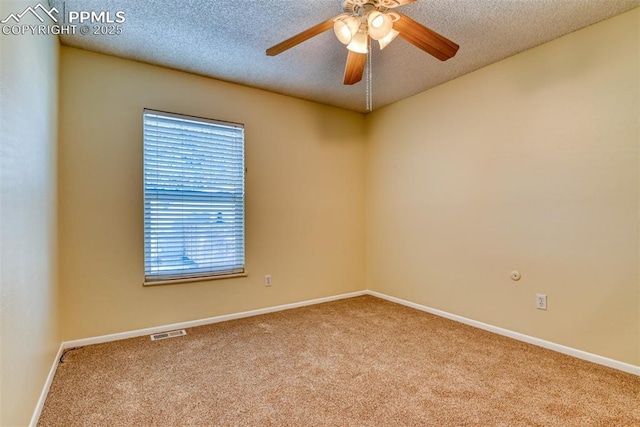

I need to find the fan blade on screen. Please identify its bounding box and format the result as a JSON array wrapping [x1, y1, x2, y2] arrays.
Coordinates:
[[393, 13, 459, 61], [343, 50, 367, 85], [266, 18, 336, 56]]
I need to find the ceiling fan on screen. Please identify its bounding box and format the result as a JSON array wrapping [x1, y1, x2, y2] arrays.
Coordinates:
[[266, 0, 459, 85]]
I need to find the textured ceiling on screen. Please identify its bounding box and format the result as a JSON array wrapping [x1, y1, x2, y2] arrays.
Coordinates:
[[49, 0, 639, 113]]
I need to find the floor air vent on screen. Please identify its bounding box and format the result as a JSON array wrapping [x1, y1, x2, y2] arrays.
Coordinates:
[[150, 329, 187, 341]]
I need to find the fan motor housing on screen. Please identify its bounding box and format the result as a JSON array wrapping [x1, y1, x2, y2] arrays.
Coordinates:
[[342, 0, 399, 14]]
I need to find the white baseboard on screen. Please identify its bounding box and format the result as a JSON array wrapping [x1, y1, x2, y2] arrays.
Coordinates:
[[367, 290, 640, 376], [62, 290, 368, 348], [33, 288, 639, 425], [29, 342, 65, 427]]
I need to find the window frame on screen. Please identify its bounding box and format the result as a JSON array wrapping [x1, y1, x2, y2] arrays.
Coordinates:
[[142, 108, 246, 286]]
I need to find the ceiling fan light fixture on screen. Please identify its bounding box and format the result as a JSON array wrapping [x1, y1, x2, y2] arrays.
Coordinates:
[[377, 28, 399, 50], [367, 11, 393, 40], [265, 1, 460, 89], [346, 30, 368, 54], [370, 13, 384, 28], [333, 16, 359, 45]]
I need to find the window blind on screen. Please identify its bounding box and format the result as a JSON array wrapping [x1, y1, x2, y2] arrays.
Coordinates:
[[143, 109, 245, 282]]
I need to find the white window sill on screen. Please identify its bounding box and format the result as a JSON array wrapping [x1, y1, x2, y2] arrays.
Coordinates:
[[143, 273, 247, 287]]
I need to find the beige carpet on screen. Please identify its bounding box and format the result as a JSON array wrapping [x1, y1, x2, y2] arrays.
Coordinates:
[[38, 295, 639, 426]]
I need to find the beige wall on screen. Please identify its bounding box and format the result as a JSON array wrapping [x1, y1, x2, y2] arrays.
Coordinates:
[[58, 47, 367, 340], [0, 1, 60, 425], [366, 9, 640, 365]]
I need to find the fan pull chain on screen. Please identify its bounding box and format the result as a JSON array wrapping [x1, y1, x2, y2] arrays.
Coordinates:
[[366, 41, 373, 111]]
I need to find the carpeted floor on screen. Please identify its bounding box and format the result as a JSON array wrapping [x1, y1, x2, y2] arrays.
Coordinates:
[[38, 295, 639, 426]]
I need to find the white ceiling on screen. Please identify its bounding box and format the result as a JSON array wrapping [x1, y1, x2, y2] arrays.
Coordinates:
[[49, 0, 639, 113]]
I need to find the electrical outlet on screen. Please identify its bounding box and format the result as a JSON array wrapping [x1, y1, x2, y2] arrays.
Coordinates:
[[536, 294, 547, 310], [264, 275, 272, 287]]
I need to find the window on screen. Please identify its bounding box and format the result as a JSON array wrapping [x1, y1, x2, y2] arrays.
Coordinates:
[[143, 109, 245, 284]]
